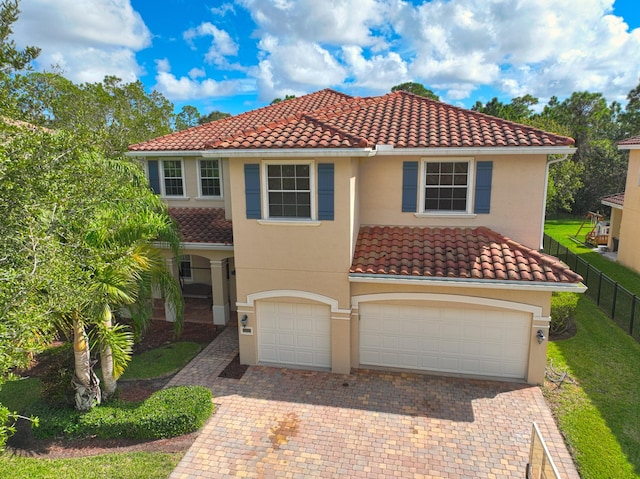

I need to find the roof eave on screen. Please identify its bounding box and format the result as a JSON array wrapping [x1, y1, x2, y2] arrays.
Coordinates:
[[154, 241, 234, 251], [618, 144, 640, 150], [126, 150, 211, 157], [348, 274, 587, 293], [601, 200, 624, 210], [377, 146, 577, 156]]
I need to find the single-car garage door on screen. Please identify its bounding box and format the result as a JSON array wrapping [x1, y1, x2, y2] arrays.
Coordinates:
[[258, 301, 331, 368], [359, 303, 530, 379]]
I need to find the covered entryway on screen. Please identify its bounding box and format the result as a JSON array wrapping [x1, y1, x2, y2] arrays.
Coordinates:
[[359, 302, 530, 379], [257, 301, 331, 368]]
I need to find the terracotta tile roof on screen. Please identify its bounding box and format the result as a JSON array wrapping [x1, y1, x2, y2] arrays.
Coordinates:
[[129, 89, 574, 152], [618, 135, 640, 146], [169, 207, 233, 245], [601, 192, 625, 208], [350, 226, 582, 284]]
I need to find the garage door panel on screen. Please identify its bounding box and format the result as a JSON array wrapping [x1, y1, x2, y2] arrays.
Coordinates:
[[258, 301, 331, 369], [360, 303, 529, 379]]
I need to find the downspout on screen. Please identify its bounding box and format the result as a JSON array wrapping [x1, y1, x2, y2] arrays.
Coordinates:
[[540, 154, 569, 249]]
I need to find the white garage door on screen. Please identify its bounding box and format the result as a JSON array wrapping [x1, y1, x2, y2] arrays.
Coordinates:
[[258, 301, 331, 368], [359, 303, 530, 379]]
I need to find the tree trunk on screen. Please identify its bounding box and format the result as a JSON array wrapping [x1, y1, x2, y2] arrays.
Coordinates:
[[72, 318, 101, 411], [100, 313, 117, 399]]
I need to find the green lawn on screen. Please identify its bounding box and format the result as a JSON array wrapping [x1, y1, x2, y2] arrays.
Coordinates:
[[0, 452, 182, 479], [545, 220, 640, 479], [545, 218, 640, 296], [0, 341, 204, 478], [121, 341, 202, 380]]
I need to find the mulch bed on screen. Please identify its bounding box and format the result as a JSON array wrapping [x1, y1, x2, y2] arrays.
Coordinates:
[[7, 319, 220, 459]]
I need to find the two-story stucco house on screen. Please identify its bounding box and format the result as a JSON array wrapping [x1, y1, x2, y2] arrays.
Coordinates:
[[128, 89, 585, 385], [601, 136, 640, 274]]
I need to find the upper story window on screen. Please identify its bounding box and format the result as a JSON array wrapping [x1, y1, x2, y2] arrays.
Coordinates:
[[423, 161, 470, 212], [199, 159, 222, 197], [402, 159, 491, 216], [265, 163, 312, 219], [162, 160, 185, 197]]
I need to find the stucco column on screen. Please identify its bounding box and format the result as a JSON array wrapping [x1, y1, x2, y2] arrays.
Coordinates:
[[164, 258, 179, 323], [527, 315, 550, 384], [236, 305, 257, 366], [210, 259, 230, 325], [331, 310, 352, 375]]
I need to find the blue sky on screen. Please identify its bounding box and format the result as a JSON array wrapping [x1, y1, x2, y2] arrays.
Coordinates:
[[12, 0, 640, 117]]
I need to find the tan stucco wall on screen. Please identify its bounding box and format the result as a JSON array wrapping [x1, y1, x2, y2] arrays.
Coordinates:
[[357, 154, 548, 248], [607, 207, 623, 251], [144, 156, 227, 211], [229, 157, 354, 309], [618, 150, 640, 273]]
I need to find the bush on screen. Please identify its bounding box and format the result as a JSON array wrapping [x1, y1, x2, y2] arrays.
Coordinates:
[[38, 344, 75, 408], [29, 386, 213, 440], [550, 292, 579, 335]]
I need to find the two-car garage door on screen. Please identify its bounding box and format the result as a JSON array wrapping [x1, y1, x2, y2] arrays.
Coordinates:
[[359, 302, 530, 379]]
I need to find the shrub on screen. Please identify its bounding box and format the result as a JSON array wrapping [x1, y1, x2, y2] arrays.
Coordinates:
[[550, 292, 579, 335], [29, 386, 213, 440], [38, 344, 75, 408]]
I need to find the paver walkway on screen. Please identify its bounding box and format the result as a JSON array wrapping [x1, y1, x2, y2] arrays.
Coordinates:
[[168, 323, 579, 479]]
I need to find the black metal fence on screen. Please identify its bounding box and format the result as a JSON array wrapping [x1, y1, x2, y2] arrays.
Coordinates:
[[543, 234, 640, 343]]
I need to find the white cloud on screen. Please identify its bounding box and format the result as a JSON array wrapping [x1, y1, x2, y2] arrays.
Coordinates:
[[184, 22, 239, 67], [154, 59, 246, 101], [342, 46, 408, 90], [13, 0, 150, 83], [253, 35, 347, 101]]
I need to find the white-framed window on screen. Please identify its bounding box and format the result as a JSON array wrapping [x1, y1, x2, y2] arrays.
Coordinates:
[[161, 159, 185, 197], [263, 161, 315, 219], [421, 159, 474, 214], [198, 159, 222, 197], [178, 255, 192, 281]]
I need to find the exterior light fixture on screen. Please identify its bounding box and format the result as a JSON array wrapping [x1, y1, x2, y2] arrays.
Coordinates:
[[536, 329, 546, 344], [241, 314, 248, 328]]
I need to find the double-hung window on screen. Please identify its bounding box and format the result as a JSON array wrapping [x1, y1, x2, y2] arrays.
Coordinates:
[[266, 163, 312, 219], [162, 160, 185, 197], [199, 159, 222, 197], [423, 161, 470, 212]]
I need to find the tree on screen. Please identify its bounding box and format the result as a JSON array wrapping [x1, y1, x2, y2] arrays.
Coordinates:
[[198, 110, 231, 124], [174, 105, 201, 130], [0, 0, 39, 73], [13, 72, 175, 159], [391, 82, 439, 100], [270, 94, 296, 105], [472, 95, 538, 122]]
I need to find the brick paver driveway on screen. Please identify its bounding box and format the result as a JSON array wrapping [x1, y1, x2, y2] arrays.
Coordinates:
[[168, 325, 578, 479]]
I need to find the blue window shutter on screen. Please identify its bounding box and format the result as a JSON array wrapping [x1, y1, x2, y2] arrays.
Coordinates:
[[147, 160, 160, 194], [402, 161, 419, 212], [244, 164, 261, 219], [317, 163, 334, 220], [474, 161, 493, 214]]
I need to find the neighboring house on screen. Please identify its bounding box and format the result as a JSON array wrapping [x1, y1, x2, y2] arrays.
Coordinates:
[[602, 136, 640, 273], [128, 89, 585, 385]]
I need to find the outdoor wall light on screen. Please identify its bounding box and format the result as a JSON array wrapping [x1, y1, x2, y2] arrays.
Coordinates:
[[241, 314, 248, 328], [536, 329, 546, 344]]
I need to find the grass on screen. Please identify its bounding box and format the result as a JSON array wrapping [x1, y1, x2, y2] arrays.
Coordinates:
[[0, 378, 41, 414], [0, 452, 183, 479], [545, 218, 640, 296], [545, 219, 640, 478], [0, 341, 204, 478], [545, 298, 640, 479], [120, 342, 202, 380]]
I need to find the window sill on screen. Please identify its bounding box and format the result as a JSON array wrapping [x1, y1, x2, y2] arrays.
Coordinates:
[[414, 212, 477, 219], [257, 219, 321, 226], [161, 196, 190, 200], [195, 196, 223, 201]]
